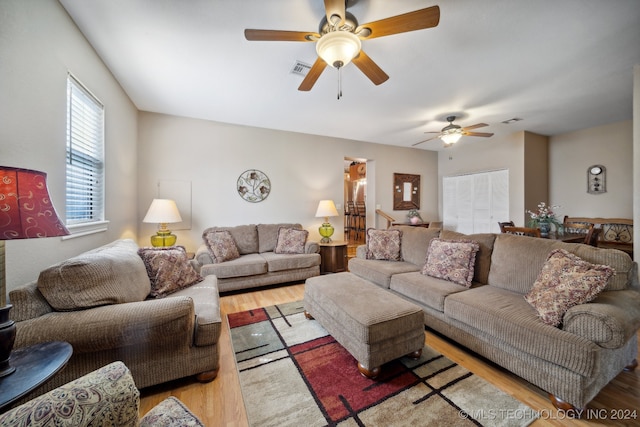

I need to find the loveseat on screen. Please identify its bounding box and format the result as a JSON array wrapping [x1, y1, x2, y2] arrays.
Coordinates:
[[0, 361, 204, 426], [8, 239, 221, 404], [193, 223, 321, 292], [348, 225, 640, 411]]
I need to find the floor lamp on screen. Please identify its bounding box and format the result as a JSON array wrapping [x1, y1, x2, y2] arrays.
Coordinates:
[[0, 166, 70, 377]]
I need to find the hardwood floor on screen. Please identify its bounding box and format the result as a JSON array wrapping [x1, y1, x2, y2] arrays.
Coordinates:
[[140, 283, 640, 426]]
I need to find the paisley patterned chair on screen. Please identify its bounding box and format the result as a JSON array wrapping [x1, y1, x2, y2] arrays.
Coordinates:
[[0, 361, 203, 427]]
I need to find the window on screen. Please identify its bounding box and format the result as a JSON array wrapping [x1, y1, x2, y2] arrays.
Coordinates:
[[66, 74, 105, 227]]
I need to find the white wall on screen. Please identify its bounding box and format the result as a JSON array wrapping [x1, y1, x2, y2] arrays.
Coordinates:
[[137, 112, 439, 251], [1, 0, 139, 294], [549, 120, 633, 218]]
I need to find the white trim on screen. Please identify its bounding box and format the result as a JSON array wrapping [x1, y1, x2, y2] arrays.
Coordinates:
[[62, 220, 110, 240]]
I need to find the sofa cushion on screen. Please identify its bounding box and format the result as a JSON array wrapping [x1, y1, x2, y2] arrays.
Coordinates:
[[202, 225, 258, 254], [390, 271, 475, 312], [348, 257, 419, 289], [138, 246, 203, 298], [440, 231, 496, 285], [445, 286, 600, 378], [261, 251, 321, 272], [366, 228, 402, 261], [274, 227, 308, 254], [525, 249, 613, 327], [204, 230, 241, 263], [199, 253, 267, 279], [422, 238, 480, 288], [37, 239, 151, 311], [569, 244, 634, 291], [392, 225, 441, 267], [257, 223, 302, 253]]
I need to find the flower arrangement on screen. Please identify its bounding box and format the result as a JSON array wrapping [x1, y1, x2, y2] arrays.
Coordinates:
[[527, 202, 561, 229], [407, 209, 422, 224]]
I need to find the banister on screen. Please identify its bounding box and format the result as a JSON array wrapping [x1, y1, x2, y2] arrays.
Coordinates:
[[375, 209, 396, 229]]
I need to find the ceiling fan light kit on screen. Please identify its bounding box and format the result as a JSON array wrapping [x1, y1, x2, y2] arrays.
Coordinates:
[[413, 115, 494, 148], [316, 31, 361, 69]]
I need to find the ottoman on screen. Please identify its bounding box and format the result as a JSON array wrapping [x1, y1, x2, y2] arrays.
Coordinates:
[[304, 272, 424, 378]]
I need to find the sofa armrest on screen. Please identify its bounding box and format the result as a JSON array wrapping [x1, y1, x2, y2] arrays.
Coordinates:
[[195, 244, 214, 265], [305, 240, 320, 254], [562, 290, 640, 348], [356, 244, 367, 259], [14, 296, 196, 353], [0, 361, 139, 427]]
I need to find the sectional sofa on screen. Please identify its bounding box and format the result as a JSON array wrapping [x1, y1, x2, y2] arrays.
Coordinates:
[[348, 225, 640, 411]]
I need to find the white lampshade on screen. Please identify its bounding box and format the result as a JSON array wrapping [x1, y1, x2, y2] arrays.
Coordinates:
[[316, 31, 361, 69], [143, 199, 182, 224], [315, 200, 339, 218], [441, 132, 462, 145]]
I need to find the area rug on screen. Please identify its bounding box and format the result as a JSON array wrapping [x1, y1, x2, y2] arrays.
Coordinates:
[[229, 300, 538, 427]]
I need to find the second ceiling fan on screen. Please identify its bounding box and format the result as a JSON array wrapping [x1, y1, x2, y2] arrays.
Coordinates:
[[413, 116, 494, 147], [244, 1, 440, 94]]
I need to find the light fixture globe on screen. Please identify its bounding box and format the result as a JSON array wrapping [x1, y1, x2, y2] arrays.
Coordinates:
[[440, 131, 462, 145], [316, 31, 361, 69]]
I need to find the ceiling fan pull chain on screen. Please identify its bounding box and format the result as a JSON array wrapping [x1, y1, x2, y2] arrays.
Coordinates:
[[337, 67, 342, 100]]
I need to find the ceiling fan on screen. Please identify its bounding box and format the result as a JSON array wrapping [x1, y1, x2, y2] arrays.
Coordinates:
[[244, 1, 440, 95], [412, 116, 494, 147]]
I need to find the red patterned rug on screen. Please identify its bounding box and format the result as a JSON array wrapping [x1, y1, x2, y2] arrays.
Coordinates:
[[229, 300, 537, 427]]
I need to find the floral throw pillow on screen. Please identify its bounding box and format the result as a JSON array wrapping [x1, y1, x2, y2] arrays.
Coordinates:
[[137, 246, 203, 298], [422, 238, 480, 287], [525, 249, 614, 327], [274, 227, 308, 254], [366, 228, 402, 261], [204, 230, 241, 263]]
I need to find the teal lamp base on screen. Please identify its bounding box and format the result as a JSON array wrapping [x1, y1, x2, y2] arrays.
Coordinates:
[[319, 222, 335, 243]]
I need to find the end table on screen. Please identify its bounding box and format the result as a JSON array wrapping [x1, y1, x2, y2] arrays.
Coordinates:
[[319, 241, 348, 274], [0, 341, 73, 410]]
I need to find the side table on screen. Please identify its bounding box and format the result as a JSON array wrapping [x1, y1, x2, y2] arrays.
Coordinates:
[[0, 341, 73, 410], [319, 241, 348, 274]]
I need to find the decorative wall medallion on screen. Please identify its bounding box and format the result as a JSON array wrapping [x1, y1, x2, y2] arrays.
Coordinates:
[[237, 169, 271, 202]]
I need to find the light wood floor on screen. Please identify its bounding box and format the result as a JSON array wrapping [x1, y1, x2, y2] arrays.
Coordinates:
[[140, 283, 640, 426]]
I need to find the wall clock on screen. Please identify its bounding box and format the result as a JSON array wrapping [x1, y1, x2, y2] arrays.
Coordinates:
[[237, 169, 271, 202], [587, 164, 606, 194]]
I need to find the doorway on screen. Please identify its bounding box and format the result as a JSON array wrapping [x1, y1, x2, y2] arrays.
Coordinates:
[[344, 158, 367, 251]]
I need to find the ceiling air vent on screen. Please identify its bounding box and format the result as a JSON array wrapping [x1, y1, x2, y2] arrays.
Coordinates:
[[290, 61, 311, 77], [501, 117, 523, 124]]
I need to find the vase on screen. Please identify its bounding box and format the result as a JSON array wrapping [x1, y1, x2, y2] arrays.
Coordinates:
[[410, 216, 420, 225], [539, 222, 551, 237]]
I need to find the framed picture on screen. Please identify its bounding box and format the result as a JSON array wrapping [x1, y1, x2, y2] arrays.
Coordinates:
[[393, 173, 420, 210]]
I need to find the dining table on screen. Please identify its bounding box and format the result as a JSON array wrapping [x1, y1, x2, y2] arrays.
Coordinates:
[[542, 232, 586, 243]]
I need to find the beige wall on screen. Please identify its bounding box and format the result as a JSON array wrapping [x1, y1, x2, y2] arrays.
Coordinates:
[[137, 112, 439, 250], [549, 120, 633, 218], [1, 0, 139, 294]]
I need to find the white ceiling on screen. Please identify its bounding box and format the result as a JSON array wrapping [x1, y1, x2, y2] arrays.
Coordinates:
[[59, 0, 640, 151]]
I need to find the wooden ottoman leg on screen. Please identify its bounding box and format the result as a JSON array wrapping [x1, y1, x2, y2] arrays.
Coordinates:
[[304, 311, 314, 320], [357, 362, 380, 379]]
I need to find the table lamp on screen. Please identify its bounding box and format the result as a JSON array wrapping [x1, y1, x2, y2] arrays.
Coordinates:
[[142, 199, 182, 247], [0, 166, 70, 377], [315, 200, 339, 243]]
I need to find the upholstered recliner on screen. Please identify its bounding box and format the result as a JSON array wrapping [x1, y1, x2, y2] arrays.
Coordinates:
[[0, 361, 204, 426]]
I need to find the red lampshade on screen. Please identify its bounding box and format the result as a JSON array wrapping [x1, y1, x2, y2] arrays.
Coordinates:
[[0, 167, 70, 240]]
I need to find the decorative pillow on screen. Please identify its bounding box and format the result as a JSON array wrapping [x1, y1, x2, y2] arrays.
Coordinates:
[[137, 246, 203, 298], [525, 248, 614, 327], [203, 230, 241, 263], [366, 228, 402, 261], [422, 238, 480, 287], [274, 227, 308, 254]]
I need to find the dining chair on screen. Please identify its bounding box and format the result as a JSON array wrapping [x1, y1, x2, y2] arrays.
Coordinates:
[[498, 221, 515, 233], [563, 221, 596, 245], [502, 226, 541, 238]]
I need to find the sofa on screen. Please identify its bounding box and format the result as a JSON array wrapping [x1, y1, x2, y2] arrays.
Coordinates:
[[0, 361, 204, 427], [193, 223, 321, 292], [348, 225, 640, 410], [8, 239, 221, 404]]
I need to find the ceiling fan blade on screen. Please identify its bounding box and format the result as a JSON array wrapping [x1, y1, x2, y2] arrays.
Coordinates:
[[463, 131, 494, 137], [356, 6, 440, 40], [298, 58, 327, 91], [412, 135, 440, 146], [462, 123, 488, 131], [352, 50, 389, 86], [244, 29, 319, 42], [324, 0, 346, 27]]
